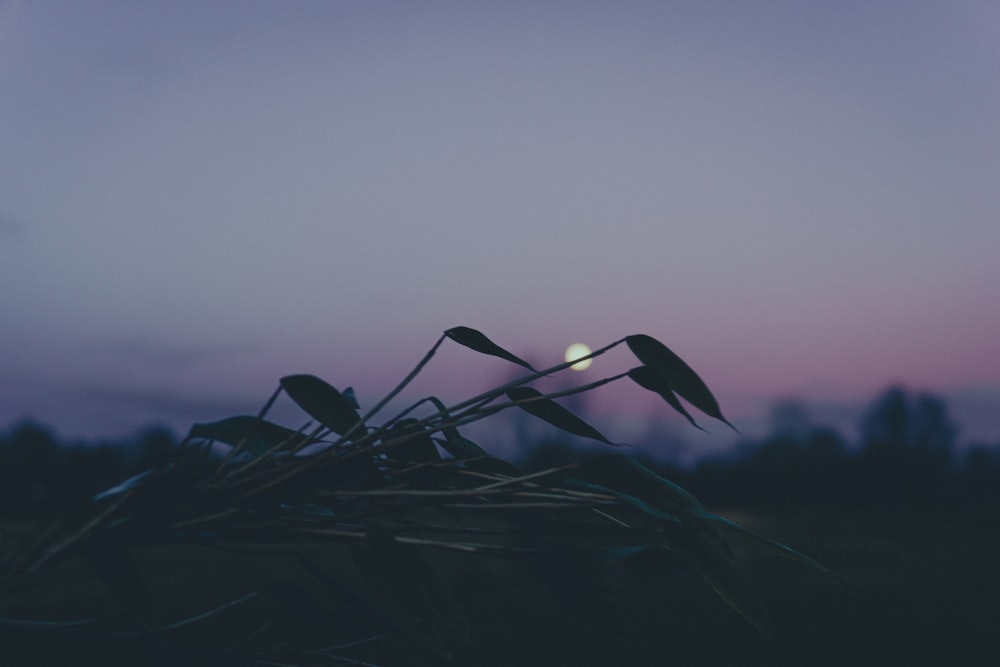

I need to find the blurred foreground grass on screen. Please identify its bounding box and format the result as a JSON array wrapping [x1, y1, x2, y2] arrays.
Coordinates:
[[3, 507, 998, 666]]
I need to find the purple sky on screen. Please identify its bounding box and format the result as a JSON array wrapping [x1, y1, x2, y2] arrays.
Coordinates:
[[2, 1, 999, 450]]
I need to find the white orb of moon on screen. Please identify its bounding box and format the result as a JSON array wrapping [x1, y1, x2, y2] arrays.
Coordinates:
[[565, 343, 593, 371]]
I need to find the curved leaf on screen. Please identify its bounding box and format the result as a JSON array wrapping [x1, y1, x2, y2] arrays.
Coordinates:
[[343, 386, 360, 409], [383, 418, 440, 463], [426, 396, 486, 459], [445, 326, 535, 371], [189, 416, 312, 455], [506, 387, 617, 446], [565, 478, 682, 525], [619, 456, 703, 510], [92, 468, 154, 502], [696, 509, 847, 587], [280, 374, 362, 436], [626, 335, 736, 431], [627, 366, 705, 431], [671, 538, 771, 635], [423, 397, 522, 473]]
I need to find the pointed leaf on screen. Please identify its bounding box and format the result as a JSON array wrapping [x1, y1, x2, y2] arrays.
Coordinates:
[[343, 386, 360, 409], [92, 468, 155, 502], [626, 335, 736, 430], [280, 374, 362, 436], [431, 438, 523, 476], [425, 396, 519, 472], [673, 538, 771, 635], [696, 509, 847, 587], [506, 387, 617, 445], [627, 366, 705, 431], [427, 396, 488, 459], [445, 326, 535, 371], [565, 478, 682, 525], [618, 455, 705, 511], [189, 416, 312, 455], [465, 454, 523, 477], [383, 418, 440, 462]]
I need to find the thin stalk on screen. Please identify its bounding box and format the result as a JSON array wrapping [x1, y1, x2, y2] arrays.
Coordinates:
[[325, 464, 576, 498], [430, 371, 631, 432], [358, 332, 447, 424], [440, 337, 627, 417], [216, 385, 283, 471]]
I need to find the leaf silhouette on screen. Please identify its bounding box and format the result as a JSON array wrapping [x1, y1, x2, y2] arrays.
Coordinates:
[[445, 326, 535, 371], [627, 366, 705, 431], [383, 418, 440, 463], [427, 396, 486, 458], [506, 387, 616, 445], [615, 455, 704, 511], [189, 416, 312, 455], [566, 478, 682, 525], [671, 535, 771, 635], [280, 374, 362, 436], [426, 395, 522, 474], [626, 335, 736, 431], [696, 509, 847, 587]]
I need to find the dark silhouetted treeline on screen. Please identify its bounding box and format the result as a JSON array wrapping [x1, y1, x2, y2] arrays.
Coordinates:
[[0, 421, 177, 521], [521, 385, 1000, 514], [3, 385, 1000, 520]]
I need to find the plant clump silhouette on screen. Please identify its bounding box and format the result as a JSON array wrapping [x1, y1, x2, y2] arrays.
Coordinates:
[[0, 327, 840, 666]]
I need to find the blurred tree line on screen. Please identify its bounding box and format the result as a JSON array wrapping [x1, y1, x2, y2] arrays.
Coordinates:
[[2, 385, 1000, 520], [522, 385, 1000, 514], [0, 422, 176, 521]]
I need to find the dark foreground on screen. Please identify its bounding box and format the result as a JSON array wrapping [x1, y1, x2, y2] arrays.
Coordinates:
[[3, 507, 998, 667]]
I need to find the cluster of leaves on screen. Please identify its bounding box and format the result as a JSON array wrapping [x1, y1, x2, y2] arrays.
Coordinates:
[[0, 327, 837, 665]]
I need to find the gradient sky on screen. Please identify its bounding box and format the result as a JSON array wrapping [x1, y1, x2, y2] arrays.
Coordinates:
[[2, 1, 999, 449]]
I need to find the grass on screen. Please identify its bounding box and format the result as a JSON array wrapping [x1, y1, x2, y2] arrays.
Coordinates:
[[3, 510, 998, 665], [3, 326, 959, 666]]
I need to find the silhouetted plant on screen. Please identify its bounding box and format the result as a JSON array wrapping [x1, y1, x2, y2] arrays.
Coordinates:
[[0, 327, 839, 666]]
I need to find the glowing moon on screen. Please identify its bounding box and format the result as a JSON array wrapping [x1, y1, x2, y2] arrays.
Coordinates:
[[564, 343, 593, 371]]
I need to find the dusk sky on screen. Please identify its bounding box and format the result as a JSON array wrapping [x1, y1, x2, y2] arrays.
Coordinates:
[[2, 2, 998, 451]]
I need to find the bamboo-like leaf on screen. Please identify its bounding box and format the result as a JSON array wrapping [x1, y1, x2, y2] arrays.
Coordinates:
[[343, 386, 360, 409], [696, 509, 847, 587], [423, 398, 523, 473], [189, 416, 312, 455], [672, 538, 772, 635], [566, 478, 682, 525], [626, 335, 736, 431], [506, 387, 617, 445], [433, 431, 488, 460], [578, 456, 726, 556], [627, 366, 705, 431], [445, 326, 535, 371], [431, 439, 523, 476], [92, 468, 154, 502], [280, 374, 362, 436], [383, 418, 440, 463], [617, 455, 704, 511], [427, 396, 488, 459]]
